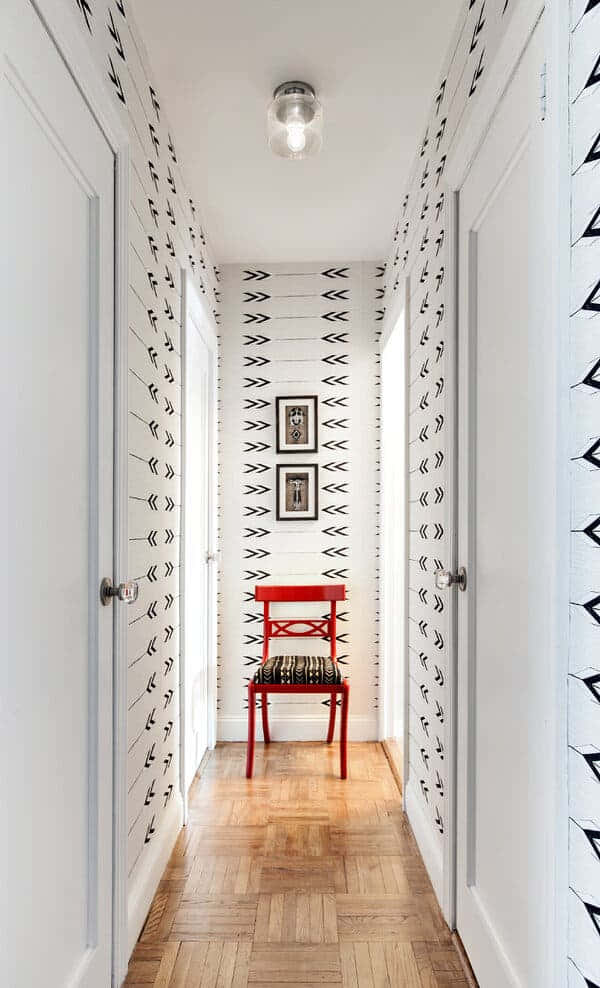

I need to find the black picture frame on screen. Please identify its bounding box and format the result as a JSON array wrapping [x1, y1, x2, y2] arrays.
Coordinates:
[[276, 464, 319, 521], [275, 395, 318, 454]]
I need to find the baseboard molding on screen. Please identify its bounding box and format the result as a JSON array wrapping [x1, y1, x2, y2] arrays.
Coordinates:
[[217, 714, 378, 742], [381, 739, 403, 797], [405, 779, 444, 905], [126, 794, 183, 960]]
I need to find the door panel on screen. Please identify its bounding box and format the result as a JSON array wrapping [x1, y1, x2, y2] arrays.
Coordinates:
[[456, 19, 545, 988], [182, 281, 217, 803], [0, 2, 114, 985]]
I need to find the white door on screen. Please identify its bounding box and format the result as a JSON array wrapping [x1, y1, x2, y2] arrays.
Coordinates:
[[454, 17, 547, 988], [1, 2, 115, 985], [182, 277, 217, 805]]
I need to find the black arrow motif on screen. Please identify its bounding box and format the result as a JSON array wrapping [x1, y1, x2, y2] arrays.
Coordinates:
[[322, 504, 349, 516], [163, 752, 173, 773], [107, 56, 125, 104], [323, 440, 348, 452], [323, 418, 348, 430], [165, 496, 175, 512], [244, 420, 269, 432], [244, 547, 269, 559], [244, 569, 270, 581], [322, 311, 349, 323], [244, 462, 269, 475], [165, 529, 175, 544], [244, 504, 269, 518], [76, 0, 93, 32], [322, 400, 348, 414], [165, 233, 175, 258], [164, 364, 175, 384], [244, 290, 270, 302], [164, 300, 175, 322], [144, 743, 156, 768], [322, 375, 348, 387], [145, 708, 156, 731], [582, 438, 600, 468], [144, 816, 156, 844], [147, 637, 157, 657], [243, 334, 270, 346], [165, 463, 175, 480], [244, 527, 269, 539], [469, 49, 486, 97], [147, 601, 158, 620], [165, 561, 174, 577], [147, 530, 158, 547], [322, 267, 349, 279], [420, 780, 430, 802], [322, 332, 349, 344], [243, 269, 270, 281], [146, 672, 157, 693], [108, 9, 125, 59], [149, 122, 160, 157], [434, 630, 444, 650], [166, 200, 176, 226], [164, 625, 174, 642], [164, 689, 174, 708], [163, 784, 174, 807], [165, 593, 174, 610], [322, 525, 348, 537], [166, 166, 176, 195], [165, 431, 175, 448], [164, 397, 174, 416], [164, 656, 174, 674], [165, 266, 175, 290], [323, 546, 348, 558], [322, 568, 348, 579], [322, 289, 349, 300], [244, 313, 270, 325], [244, 441, 269, 454], [470, 2, 486, 52], [147, 271, 158, 296], [244, 355, 270, 368], [323, 354, 348, 366], [244, 483, 269, 495], [146, 564, 158, 583], [147, 235, 158, 262], [147, 493, 158, 511], [244, 377, 270, 389], [323, 461, 348, 472], [322, 481, 348, 494]]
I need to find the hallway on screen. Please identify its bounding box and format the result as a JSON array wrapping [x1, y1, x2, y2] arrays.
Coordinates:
[[125, 743, 470, 986]]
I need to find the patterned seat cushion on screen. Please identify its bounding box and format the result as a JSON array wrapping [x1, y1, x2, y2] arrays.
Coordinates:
[[253, 655, 342, 686]]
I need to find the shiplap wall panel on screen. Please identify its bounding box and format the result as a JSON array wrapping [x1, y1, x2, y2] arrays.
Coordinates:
[[218, 263, 380, 737], [569, 2, 600, 984], [383, 0, 514, 870], [72, 0, 218, 897]]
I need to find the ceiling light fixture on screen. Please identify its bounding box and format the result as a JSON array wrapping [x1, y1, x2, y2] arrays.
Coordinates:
[[268, 81, 323, 160]]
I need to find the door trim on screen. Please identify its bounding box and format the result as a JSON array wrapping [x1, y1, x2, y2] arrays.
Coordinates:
[[444, 1, 569, 984], [29, 1, 131, 984], [181, 271, 219, 820]]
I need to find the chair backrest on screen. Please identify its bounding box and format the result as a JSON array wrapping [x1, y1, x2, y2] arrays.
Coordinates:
[[255, 584, 346, 664]]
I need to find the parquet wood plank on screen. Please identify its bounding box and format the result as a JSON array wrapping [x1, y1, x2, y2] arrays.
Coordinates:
[[124, 743, 472, 988]]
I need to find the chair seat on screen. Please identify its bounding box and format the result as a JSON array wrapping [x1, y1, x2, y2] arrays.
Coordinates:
[[253, 655, 343, 686]]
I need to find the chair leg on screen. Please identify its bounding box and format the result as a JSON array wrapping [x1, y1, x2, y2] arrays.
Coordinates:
[[246, 682, 256, 778], [340, 680, 350, 779], [326, 697, 337, 744], [261, 693, 271, 743]]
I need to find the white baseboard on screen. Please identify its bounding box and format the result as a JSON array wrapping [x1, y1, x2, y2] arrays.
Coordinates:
[[405, 779, 444, 906], [217, 713, 378, 742], [126, 794, 183, 960]]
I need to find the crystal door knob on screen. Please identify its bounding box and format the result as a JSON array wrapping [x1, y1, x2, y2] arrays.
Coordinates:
[[435, 567, 467, 592], [100, 578, 139, 606]]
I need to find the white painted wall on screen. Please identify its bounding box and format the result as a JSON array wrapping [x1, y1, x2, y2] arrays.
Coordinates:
[[217, 262, 381, 740]]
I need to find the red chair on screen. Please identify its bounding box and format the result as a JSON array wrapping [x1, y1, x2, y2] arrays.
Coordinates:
[[246, 584, 349, 779]]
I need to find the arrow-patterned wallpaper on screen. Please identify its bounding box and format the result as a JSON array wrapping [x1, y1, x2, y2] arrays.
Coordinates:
[[218, 263, 380, 739], [383, 0, 514, 884], [569, 2, 600, 984], [72, 0, 218, 920]]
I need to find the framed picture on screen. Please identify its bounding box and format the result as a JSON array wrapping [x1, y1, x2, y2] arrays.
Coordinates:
[[276, 464, 319, 521], [276, 395, 318, 454]]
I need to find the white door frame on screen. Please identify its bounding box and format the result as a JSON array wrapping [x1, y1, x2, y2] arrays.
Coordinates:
[[444, 0, 569, 981], [379, 279, 411, 807], [29, 1, 131, 984], [180, 271, 218, 818]]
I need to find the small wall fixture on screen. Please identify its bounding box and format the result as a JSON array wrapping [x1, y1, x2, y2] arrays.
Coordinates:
[[268, 81, 323, 159]]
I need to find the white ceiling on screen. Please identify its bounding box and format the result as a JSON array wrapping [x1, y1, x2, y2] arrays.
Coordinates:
[[131, 0, 462, 264]]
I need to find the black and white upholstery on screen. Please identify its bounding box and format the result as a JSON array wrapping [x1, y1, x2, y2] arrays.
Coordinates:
[[253, 655, 342, 686]]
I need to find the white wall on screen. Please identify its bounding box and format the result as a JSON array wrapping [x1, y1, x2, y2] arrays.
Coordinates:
[[72, 0, 218, 947], [217, 262, 380, 740]]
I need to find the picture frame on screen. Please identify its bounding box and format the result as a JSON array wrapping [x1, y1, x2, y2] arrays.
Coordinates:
[[275, 395, 318, 454], [276, 464, 319, 521]]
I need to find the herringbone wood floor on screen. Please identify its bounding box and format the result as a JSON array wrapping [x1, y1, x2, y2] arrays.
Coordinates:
[[125, 742, 470, 987]]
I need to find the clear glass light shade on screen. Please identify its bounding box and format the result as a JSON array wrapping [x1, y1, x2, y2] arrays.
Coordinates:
[[268, 82, 323, 160]]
